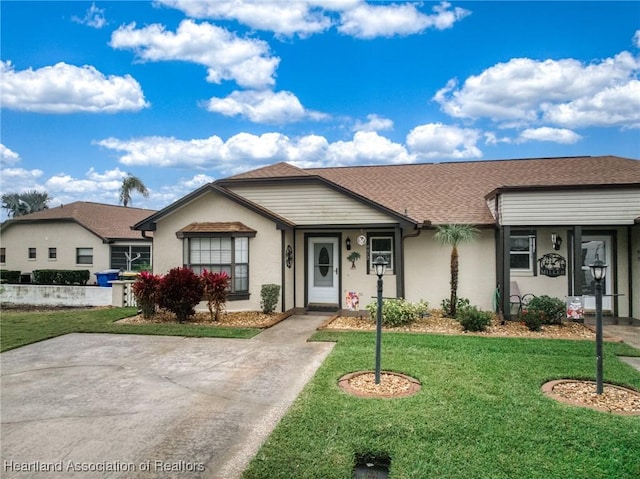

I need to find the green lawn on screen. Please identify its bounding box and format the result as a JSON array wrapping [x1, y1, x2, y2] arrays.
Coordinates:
[[0, 307, 262, 352], [243, 331, 640, 479]]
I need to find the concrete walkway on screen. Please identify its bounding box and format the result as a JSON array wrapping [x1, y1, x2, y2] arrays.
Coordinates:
[[0, 315, 333, 479], [583, 317, 640, 372]]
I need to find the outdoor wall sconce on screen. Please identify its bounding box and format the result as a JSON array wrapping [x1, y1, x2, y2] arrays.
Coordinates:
[[346, 237, 352, 251], [285, 245, 293, 269], [551, 233, 562, 251]]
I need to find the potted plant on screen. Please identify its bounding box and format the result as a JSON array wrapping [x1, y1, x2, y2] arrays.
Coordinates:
[[347, 251, 361, 269]]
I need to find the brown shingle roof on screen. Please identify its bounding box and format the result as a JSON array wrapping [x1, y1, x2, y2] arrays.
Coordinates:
[[227, 161, 312, 179], [1, 201, 156, 240], [224, 156, 640, 225], [178, 222, 256, 234]]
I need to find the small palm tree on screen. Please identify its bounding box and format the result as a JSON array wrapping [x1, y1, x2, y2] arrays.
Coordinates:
[[434, 224, 479, 318], [1, 190, 50, 218], [119, 174, 149, 207]]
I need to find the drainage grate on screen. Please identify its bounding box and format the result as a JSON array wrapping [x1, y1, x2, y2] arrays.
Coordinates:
[[353, 453, 390, 479]]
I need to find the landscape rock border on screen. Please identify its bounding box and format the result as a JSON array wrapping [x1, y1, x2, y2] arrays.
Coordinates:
[[338, 371, 421, 398], [541, 379, 640, 416]]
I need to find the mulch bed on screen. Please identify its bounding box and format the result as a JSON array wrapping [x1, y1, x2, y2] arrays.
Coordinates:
[[116, 310, 289, 328]]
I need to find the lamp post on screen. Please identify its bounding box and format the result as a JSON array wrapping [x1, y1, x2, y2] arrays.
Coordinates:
[[373, 255, 388, 384], [589, 258, 608, 395]]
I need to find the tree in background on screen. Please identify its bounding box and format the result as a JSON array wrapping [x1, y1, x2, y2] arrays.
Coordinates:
[[119, 174, 149, 207], [434, 224, 479, 318], [1, 190, 51, 218]]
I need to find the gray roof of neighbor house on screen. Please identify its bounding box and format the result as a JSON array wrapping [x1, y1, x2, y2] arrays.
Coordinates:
[[227, 155, 640, 225], [1, 201, 156, 241]]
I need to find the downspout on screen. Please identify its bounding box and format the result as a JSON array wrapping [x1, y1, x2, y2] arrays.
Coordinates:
[[400, 221, 430, 300], [628, 226, 633, 318], [281, 229, 286, 313]]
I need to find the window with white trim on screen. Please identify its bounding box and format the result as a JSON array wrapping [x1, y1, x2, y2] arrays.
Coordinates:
[[369, 235, 393, 272], [510, 233, 535, 273], [76, 247, 93, 265], [185, 237, 250, 294]]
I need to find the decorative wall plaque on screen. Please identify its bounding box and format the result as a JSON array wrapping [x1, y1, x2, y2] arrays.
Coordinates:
[[538, 253, 566, 277]]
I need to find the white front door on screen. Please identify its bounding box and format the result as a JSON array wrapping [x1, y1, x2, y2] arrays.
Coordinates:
[[308, 237, 339, 304], [581, 235, 613, 311]]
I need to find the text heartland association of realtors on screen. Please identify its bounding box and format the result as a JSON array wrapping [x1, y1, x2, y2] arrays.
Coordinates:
[[3, 459, 205, 473]]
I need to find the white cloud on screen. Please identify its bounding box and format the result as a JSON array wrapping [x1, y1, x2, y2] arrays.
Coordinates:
[[338, 1, 470, 38], [353, 114, 393, 132], [72, 2, 107, 29], [158, 0, 469, 39], [0, 61, 149, 113], [0, 144, 21, 166], [325, 131, 412, 165], [406, 123, 482, 160], [634, 30, 640, 48], [517, 127, 582, 144], [541, 80, 640, 128], [96, 135, 225, 168], [45, 168, 126, 194], [156, 0, 334, 38], [110, 20, 279, 89], [206, 89, 327, 124], [96, 130, 413, 172], [434, 52, 640, 129]]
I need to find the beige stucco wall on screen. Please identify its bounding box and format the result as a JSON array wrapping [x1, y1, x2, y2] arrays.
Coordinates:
[[404, 229, 496, 311], [152, 190, 283, 312], [0, 222, 109, 284]]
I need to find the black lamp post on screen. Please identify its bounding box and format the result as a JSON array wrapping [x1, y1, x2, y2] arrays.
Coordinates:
[[373, 255, 388, 384], [589, 258, 608, 395]]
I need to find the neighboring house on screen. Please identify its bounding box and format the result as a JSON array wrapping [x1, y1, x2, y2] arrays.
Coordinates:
[[134, 156, 640, 319], [0, 202, 155, 283]]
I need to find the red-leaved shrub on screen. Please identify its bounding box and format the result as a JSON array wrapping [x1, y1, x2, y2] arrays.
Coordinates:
[[157, 267, 204, 323], [201, 270, 230, 321], [132, 271, 161, 319]]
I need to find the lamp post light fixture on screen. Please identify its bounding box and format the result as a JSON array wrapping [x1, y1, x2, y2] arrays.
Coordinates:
[[589, 258, 608, 395], [373, 255, 388, 384]]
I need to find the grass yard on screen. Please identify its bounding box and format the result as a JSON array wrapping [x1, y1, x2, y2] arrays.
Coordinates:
[[243, 331, 640, 479], [0, 307, 262, 352]]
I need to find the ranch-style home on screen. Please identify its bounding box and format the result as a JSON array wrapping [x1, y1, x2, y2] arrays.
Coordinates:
[[0, 202, 155, 283], [134, 155, 640, 320]]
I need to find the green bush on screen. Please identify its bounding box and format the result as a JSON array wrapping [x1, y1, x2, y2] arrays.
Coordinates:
[[260, 284, 281, 314], [525, 295, 565, 325], [0, 270, 21, 284], [441, 297, 471, 318], [457, 306, 493, 332], [521, 309, 544, 331], [365, 298, 429, 327], [33, 269, 90, 285]]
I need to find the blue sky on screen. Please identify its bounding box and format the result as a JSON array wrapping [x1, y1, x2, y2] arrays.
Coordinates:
[[1, 1, 639, 217]]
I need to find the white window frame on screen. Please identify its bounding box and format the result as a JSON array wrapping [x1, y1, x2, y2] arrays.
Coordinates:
[[184, 236, 250, 295], [510, 233, 536, 274], [76, 247, 93, 265], [368, 235, 394, 273]]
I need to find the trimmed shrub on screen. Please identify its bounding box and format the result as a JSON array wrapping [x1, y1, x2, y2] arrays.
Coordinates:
[[521, 309, 544, 331], [365, 298, 429, 327], [260, 283, 281, 314], [132, 271, 161, 319], [441, 297, 471, 318], [201, 270, 230, 321], [157, 267, 204, 323], [525, 295, 565, 325], [0, 270, 21, 284], [33, 269, 90, 285], [457, 306, 493, 332]]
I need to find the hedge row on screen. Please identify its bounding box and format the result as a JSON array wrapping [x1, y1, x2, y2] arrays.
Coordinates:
[[33, 269, 90, 285], [0, 270, 21, 284]]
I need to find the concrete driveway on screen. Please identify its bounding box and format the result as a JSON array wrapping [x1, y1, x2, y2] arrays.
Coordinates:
[[0, 315, 334, 479]]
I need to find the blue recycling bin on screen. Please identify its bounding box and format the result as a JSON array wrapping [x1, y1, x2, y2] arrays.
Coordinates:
[[95, 269, 120, 287]]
